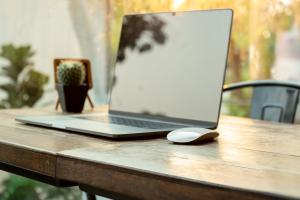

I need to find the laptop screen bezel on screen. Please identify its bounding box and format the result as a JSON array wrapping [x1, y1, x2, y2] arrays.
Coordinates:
[[108, 9, 234, 129]]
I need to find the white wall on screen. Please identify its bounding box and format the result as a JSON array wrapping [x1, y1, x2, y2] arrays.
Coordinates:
[[0, 0, 108, 106]]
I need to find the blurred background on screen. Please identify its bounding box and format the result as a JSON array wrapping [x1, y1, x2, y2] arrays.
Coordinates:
[[0, 0, 300, 199]]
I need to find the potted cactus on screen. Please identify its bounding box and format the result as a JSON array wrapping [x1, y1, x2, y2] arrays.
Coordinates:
[[56, 60, 88, 113]]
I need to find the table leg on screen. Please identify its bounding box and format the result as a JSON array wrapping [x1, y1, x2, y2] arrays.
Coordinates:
[[83, 192, 97, 200], [80, 184, 133, 200]]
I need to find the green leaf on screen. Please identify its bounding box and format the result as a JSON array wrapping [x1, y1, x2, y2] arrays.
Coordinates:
[[0, 44, 49, 108]]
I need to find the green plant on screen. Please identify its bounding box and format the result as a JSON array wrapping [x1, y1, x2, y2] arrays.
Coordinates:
[[0, 44, 49, 108], [0, 175, 81, 200], [0, 44, 81, 199], [57, 61, 86, 86]]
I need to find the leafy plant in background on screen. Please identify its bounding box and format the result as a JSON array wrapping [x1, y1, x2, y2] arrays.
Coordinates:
[[0, 44, 49, 108], [0, 175, 81, 200], [0, 44, 81, 199]]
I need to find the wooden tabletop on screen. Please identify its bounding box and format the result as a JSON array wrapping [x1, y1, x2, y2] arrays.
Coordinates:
[[0, 108, 299, 200]]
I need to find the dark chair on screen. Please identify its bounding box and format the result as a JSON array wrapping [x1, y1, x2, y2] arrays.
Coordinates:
[[223, 80, 300, 123]]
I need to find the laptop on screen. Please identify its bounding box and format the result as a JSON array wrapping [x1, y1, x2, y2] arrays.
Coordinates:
[[16, 9, 233, 138]]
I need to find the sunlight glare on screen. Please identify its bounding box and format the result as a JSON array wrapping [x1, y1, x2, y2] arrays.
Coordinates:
[[173, 0, 185, 10]]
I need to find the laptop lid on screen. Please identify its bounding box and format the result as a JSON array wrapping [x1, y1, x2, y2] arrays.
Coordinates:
[[109, 9, 233, 127]]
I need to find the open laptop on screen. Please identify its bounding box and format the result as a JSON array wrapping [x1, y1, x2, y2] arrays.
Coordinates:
[[16, 9, 233, 138]]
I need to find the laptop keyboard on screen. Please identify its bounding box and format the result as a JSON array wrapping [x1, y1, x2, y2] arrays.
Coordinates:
[[75, 115, 185, 129]]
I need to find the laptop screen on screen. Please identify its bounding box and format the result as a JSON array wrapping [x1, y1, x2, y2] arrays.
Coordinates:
[[110, 9, 232, 124]]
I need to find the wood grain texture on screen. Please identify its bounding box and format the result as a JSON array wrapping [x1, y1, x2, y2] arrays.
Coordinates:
[[0, 108, 106, 177], [58, 156, 300, 200], [0, 108, 299, 199], [0, 108, 107, 154], [0, 143, 56, 177], [57, 116, 300, 199]]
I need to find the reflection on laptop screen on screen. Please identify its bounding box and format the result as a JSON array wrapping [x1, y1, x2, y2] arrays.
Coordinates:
[[110, 10, 232, 123]]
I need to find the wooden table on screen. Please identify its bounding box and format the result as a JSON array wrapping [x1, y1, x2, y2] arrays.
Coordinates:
[[0, 108, 299, 200]]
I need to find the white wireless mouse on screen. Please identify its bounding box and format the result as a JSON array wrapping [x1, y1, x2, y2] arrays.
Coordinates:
[[167, 127, 219, 144]]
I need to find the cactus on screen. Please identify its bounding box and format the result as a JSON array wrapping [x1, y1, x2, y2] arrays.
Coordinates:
[[57, 61, 86, 86]]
